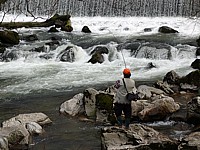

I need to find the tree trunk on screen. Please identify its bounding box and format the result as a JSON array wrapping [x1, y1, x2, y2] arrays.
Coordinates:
[[0, 14, 71, 29]]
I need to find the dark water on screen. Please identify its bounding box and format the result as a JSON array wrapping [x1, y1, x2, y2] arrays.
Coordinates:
[[0, 86, 103, 150], [0, 79, 197, 149]]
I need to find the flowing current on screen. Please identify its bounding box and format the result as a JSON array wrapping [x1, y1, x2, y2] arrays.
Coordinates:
[[0, 14, 200, 149], [0, 15, 199, 100]]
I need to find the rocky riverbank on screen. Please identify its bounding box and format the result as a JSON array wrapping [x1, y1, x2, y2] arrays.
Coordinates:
[[59, 68, 200, 150]]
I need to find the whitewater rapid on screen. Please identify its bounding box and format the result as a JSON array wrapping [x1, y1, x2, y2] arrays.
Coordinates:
[[0, 15, 199, 97]]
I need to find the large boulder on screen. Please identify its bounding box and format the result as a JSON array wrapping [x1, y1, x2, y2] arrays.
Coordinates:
[[57, 46, 77, 62], [138, 96, 180, 122], [95, 93, 115, 124], [163, 70, 181, 85], [88, 52, 104, 64], [0, 136, 8, 150], [0, 125, 30, 150], [0, 30, 19, 45], [180, 131, 200, 149], [2, 112, 52, 127], [59, 93, 85, 116], [83, 88, 99, 119], [137, 85, 165, 99], [88, 46, 109, 64], [101, 124, 178, 150], [158, 26, 179, 33], [135, 42, 173, 59], [187, 96, 200, 124], [131, 100, 151, 117], [179, 70, 200, 87], [154, 81, 174, 94]]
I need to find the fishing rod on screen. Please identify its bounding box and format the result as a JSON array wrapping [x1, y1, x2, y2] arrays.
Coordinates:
[[107, 29, 127, 69], [120, 50, 127, 68]]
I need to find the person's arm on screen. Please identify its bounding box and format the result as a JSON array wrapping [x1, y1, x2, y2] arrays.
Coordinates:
[[114, 79, 122, 89]]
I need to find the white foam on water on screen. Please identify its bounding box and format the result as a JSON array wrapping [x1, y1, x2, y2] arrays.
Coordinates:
[[0, 13, 198, 95]]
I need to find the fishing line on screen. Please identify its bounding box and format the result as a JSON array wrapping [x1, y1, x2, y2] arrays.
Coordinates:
[[107, 29, 127, 69]]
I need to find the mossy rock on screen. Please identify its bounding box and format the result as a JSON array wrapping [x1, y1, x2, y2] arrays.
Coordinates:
[[7, 130, 24, 145], [179, 70, 200, 87], [96, 93, 113, 113], [96, 93, 116, 125]]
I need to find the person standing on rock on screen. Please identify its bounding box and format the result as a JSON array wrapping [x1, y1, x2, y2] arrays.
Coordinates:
[[113, 68, 138, 129]]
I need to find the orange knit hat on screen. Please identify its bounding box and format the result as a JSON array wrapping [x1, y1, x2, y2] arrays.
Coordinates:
[[123, 68, 131, 75]]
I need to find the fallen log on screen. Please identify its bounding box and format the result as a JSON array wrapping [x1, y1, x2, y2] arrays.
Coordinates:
[[0, 14, 71, 29]]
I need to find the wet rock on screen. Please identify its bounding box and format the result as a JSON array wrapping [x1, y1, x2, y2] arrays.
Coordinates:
[[131, 100, 151, 117], [180, 83, 198, 91], [163, 70, 181, 85], [31, 46, 45, 52], [144, 28, 152, 32], [95, 93, 115, 124], [83, 88, 99, 119], [23, 34, 38, 41], [180, 131, 200, 149], [45, 37, 60, 46], [135, 42, 173, 59], [88, 52, 104, 64], [196, 37, 200, 47], [88, 46, 109, 64], [2, 112, 52, 127], [81, 26, 91, 33], [196, 47, 200, 57], [0, 125, 30, 150], [158, 26, 179, 33], [0, 30, 19, 45], [191, 59, 200, 70], [61, 25, 73, 32], [138, 96, 180, 122], [0, 46, 6, 53], [2, 50, 18, 62], [48, 27, 59, 32], [146, 62, 156, 69], [137, 85, 165, 99], [90, 46, 109, 55], [118, 42, 141, 53], [154, 81, 174, 94], [0, 136, 8, 150], [180, 70, 200, 87], [59, 93, 85, 116], [101, 124, 178, 150], [25, 122, 43, 135], [187, 96, 200, 124], [57, 46, 77, 62]]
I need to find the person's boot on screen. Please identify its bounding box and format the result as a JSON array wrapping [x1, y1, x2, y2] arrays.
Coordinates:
[[116, 116, 122, 127], [125, 118, 130, 130]]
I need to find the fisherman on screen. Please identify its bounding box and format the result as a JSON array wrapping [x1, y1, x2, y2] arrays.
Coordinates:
[[113, 68, 137, 129]]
